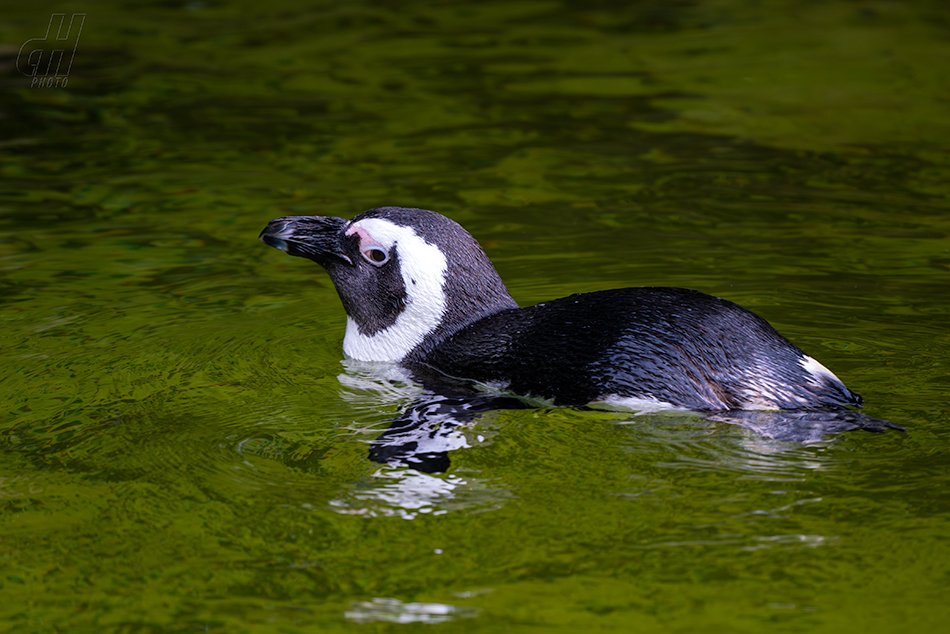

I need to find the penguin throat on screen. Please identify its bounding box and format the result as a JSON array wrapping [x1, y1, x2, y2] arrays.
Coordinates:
[[341, 221, 449, 363]]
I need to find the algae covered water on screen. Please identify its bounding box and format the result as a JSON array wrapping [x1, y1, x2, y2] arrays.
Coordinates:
[[2, 1, 949, 632]]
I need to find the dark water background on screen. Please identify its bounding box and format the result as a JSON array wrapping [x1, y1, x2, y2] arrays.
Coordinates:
[[1, 1, 949, 632]]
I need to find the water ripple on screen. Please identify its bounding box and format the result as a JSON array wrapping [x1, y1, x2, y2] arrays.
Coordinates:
[[345, 597, 480, 624], [329, 466, 512, 519]]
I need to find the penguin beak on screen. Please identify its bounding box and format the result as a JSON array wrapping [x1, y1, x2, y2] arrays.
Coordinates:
[[259, 215, 353, 266]]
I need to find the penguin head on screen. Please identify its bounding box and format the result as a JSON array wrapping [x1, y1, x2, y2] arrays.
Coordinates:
[[260, 206, 517, 363]]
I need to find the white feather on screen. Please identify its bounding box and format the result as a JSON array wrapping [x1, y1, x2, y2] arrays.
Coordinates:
[[589, 394, 682, 414], [800, 355, 840, 384]]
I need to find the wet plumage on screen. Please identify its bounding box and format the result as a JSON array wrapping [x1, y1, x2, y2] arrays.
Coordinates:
[[260, 206, 863, 412]]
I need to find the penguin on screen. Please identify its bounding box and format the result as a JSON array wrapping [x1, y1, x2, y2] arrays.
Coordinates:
[[259, 206, 864, 412]]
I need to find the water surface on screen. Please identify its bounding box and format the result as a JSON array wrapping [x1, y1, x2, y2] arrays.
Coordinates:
[[2, 1, 949, 632]]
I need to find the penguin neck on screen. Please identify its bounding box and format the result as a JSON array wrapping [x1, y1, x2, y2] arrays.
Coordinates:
[[403, 268, 519, 363], [343, 274, 518, 363], [342, 287, 517, 364]]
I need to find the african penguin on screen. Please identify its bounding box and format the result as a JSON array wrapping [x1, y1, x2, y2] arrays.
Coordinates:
[[259, 206, 864, 412]]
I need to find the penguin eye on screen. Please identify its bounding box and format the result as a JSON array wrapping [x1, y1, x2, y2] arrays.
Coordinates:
[[361, 247, 389, 266]]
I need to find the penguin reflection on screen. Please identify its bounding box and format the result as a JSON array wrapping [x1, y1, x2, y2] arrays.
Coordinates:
[[364, 388, 899, 474]]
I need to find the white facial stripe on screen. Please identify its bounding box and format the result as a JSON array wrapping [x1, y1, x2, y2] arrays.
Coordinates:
[[342, 218, 448, 362]]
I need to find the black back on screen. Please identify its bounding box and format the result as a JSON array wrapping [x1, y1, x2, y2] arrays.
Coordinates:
[[407, 287, 862, 411]]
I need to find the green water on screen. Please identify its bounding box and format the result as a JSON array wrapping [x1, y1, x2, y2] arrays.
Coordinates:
[[2, 0, 949, 631]]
